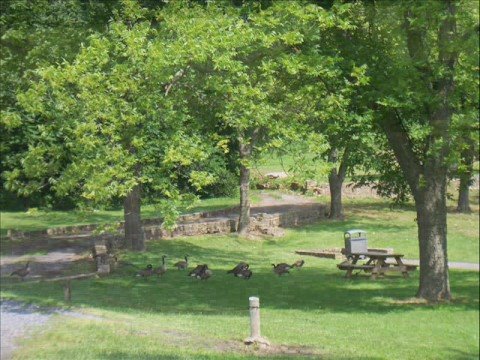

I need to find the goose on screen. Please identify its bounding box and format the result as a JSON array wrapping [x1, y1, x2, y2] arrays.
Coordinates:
[[272, 263, 291, 276], [189, 264, 207, 277], [136, 264, 154, 277], [291, 259, 305, 269], [236, 268, 252, 280], [10, 262, 30, 280], [174, 255, 189, 270], [196, 265, 212, 280], [227, 262, 249, 276], [154, 255, 167, 277]]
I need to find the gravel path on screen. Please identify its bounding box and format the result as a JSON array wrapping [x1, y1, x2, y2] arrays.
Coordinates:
[[0, 300, 102, 360], [0, 301, 61, 360], [0, 301, 53, 360]]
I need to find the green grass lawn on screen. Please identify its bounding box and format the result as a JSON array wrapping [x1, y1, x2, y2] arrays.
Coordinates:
[[1, 196, 479, 359], [1, 239, 478, 359]]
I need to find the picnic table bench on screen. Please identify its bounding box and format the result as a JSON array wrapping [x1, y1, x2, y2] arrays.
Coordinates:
[[337, 251, 417, 279]]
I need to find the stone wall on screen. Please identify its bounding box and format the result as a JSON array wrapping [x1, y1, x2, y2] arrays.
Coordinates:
[[146, 203, 327, 239], [248, 204, 326, 236], [6, 204, 327, 241], [144, 218, 237, 239], [6, 224, 101, 240]]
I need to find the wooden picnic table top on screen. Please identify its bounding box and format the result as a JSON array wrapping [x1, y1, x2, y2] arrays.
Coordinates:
[[349, 252, 404, 258]]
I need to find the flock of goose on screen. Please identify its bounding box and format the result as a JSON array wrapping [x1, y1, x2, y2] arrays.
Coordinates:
[[8, 256, 306, 281], [134, 255, 306, 280]]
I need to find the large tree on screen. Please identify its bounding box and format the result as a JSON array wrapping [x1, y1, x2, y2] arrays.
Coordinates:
[[161, 1, 369, 232], [363, 0, 479, 301], [10, 0, 217, 250]]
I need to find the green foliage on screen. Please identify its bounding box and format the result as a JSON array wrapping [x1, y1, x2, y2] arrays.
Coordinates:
[[0, 0, 117, 208]]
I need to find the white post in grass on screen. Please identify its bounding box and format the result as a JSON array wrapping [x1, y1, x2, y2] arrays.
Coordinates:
[[244, 296, 270, 347]]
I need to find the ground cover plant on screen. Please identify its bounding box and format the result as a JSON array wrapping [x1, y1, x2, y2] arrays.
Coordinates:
[[1, 196, 478, 359]]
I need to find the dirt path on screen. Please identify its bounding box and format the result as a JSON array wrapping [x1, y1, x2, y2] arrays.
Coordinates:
[[398, 259, 479, 272], [1, 246, 89, 279]]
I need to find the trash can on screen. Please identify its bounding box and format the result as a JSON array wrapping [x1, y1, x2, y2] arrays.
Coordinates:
[[344, 229, 368, 256]]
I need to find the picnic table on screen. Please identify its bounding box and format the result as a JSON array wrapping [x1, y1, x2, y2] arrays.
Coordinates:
[[337, 251, 416, 279]]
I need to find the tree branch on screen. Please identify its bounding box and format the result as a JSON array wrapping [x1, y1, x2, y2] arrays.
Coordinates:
[[164, 67, 189, 96], [337, 146, 350, 183], [379, 110, 422, 196]]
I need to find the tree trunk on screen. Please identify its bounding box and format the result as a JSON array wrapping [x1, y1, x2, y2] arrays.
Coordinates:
[[380, 110, 453, 301], [238, 138, 252, 235], [123, 183, 145, 251], [457, 174, 471, 213], [327, 148, 348, 219], [413, 168, 451, 301], [381, 110, 453, 301], [328, 175, 343, 219], [456, 142, 474, 213], [238, 161, 251, 235]]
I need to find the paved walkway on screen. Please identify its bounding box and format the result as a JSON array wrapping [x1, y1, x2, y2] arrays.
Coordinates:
[[398, 259, 479, 271]]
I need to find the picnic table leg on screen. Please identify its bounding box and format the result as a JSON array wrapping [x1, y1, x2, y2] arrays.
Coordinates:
[[370, 259, 380, 280], [345, 255, 359, 279], [395, 256, 409, 278], [378, 258, 388, 277]]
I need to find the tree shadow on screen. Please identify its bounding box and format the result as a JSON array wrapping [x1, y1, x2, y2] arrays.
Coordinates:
[[297, 220, 410, 235], [442, 348, 479, 360], [2, 246, 478, 316], [99, 350, 384, 360]]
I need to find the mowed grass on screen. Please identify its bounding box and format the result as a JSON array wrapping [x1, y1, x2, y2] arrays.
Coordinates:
[[294, 196, 479, 264], [1, 200, 479, 360], [1, 180, 479, 359]]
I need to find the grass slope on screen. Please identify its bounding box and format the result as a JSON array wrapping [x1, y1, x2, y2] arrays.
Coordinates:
[[1, 194, 478, 263]]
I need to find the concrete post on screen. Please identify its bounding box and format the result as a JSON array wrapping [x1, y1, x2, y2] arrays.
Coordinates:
[[249, 296, 260, 338], [244, 296, 270, 347]]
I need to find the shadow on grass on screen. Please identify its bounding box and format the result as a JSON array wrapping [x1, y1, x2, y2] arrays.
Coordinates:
[[443, 348, 480, 360], [98, 351, 384, 360], [295, 218, 412, 236], [2, 240, 478, 316]]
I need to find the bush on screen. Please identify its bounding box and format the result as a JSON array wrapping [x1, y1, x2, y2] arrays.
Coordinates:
[[199, 168, 239, 198]]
